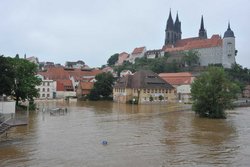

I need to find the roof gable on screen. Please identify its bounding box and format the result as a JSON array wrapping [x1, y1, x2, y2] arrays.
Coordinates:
[[131, 47, 146, 55], [114, 70, 173, 89]]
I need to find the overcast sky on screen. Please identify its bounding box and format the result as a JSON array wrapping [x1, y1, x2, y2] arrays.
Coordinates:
[[0, 0, 249, 68]]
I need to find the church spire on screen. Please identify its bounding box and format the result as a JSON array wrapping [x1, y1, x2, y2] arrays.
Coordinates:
[[174, 12, 181, 33], [165, 9, 181, 45], [166, 9, 174, 31], [224, 21, 235, 38], [199, 15, 207, 39], [227, 22, 231, 30]]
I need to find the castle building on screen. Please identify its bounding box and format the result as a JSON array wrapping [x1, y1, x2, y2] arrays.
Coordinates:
[[163, 10, 236, 68]]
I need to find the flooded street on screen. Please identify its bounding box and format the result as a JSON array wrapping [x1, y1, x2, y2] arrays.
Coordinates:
[[1, 101, 250, 167]]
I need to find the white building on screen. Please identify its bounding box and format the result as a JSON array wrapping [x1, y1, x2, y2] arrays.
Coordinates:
[[163, 11, 236, 68], [128, 47, 146, 64], [36, 74, 56, 99]]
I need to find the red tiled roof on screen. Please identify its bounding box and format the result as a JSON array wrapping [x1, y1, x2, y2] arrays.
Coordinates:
[[56, 80, 73, 91], [38, 67, 102, 81], [58, 80, 72, 87], [132, 47, 146, 55], [80, 82, 94, 90], [163, 35, 222, 52], [120, 52, 129, 55], [159, 72, 193, 85], [56, 81, 65, 91]]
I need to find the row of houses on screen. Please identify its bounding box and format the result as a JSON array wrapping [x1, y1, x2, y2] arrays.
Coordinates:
[[35, 64, 195, 103], [36, 67, 102, 99], [115, 47, 161, 66]]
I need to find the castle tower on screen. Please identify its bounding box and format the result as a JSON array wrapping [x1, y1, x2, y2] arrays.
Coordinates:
[[198, 15, 207, 39], [222, 22, 235, 68], [174, 12, 182, 41], [165, 10, 175, 45]]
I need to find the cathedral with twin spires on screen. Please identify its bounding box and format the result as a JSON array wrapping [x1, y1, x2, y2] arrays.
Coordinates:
[[163, 10, 236, 68]]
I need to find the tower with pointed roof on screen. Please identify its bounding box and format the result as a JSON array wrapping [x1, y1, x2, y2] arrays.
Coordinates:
[[165, 10, 181, 45], [222, 22, 235, 68], [198, 15, 207, 39], [174, 13, 182, 42]]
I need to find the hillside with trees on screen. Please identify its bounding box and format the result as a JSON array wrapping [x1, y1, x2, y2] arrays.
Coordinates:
[[110, 50, 200, 76]]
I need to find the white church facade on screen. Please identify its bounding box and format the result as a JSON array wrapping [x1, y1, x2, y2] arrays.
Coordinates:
[[162, 11, 236, 68]]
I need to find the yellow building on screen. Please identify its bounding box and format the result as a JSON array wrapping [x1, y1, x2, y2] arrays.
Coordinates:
[[113, 70, 176, 104]]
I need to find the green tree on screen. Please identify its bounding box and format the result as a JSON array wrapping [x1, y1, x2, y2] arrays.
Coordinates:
[[89, 72, 115, 100], [150, 58, 167, 73], [191, 67, 240, 119], [12, 57, 41, 105], [0, 56, 15, 96], [182, 50, 199, 67], [107, 53, 119, 66], [0, 56, 41, 105], [88, 88, 100, 101]]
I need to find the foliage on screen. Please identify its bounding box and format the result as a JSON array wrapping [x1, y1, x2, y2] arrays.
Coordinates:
[[12, 57, 42, 105], [89, 72, 115, 100], [182, 50, 200, 67], [191, 67, 240, 119], [150, 58, 167, 73], [225, 63, 250, 92], [113, 61, 136, 77], [88, 88, 100, 101], [0, 56, 41, 105], [113, 54, 183, 74], [0, 56, 15, 95], [107, 53, 119, 66]]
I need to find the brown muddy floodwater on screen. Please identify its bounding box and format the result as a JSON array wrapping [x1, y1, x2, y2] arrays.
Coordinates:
[[0, 101, 250, 167]]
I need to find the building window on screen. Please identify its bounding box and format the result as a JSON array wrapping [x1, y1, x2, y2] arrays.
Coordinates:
[[47, 94, 50, 97], [143, 89, 146, 93], [151, 89, 154, 93], [47, 82, 50, 86], [47, 88, 50, 92], [43, 88, 45, 92], [38, 88, 40, 91], [147, 89, 150, 93], [43, 82, 45, 86], [42, 94, 45, 97], [144, 97, 147, 101]]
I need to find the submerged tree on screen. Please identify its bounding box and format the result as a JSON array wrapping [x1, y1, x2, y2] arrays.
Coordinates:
[[191, 67, 240, 119], [89, 72, 115, 100]]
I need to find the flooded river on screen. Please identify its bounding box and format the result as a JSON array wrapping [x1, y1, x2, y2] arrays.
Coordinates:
[[0, 101, 250, 167]]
